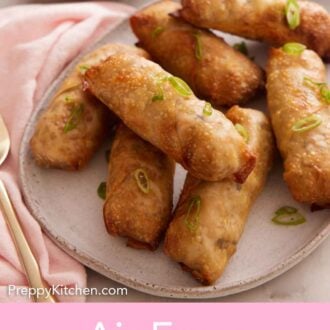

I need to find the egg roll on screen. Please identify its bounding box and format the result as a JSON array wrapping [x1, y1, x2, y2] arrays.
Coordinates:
[[180, 0, 330, 60], [130, 1, 264, 107], [266, 45, 330, 206], [30, 44, 149, 170], [104, 124, 175, 250], [164, 106, 274, 285], [84, 53, 256, 183]]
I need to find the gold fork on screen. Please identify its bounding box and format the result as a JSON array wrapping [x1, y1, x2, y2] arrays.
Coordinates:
[[0, 114, 56, 302]]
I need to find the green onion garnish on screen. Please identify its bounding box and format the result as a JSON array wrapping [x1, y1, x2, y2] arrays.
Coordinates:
[[134, 168, 150, 194], [320, 85, 330, 103], [304, 77, 330, 104], [303, 77, 325, 88], [168, 76, 193, 97], [282, 42, 306, 55], [184, 196, 201, 233], [272, 206, 306, 226], [152, 91, 164, 102], [292, 114, 322, 133], [193, 31, 203, 61], [152, 76, 167, 102], [63, 103, 84, 133], [64, 95, 72, 103], [233, 41, 249, 56], [275, 206, 298, 216], [79, 65, 90, 74], [203, 102, 212, 117], [152, 26, 165, 39], [235, 123, 249, 143], [97, 182, 107, 200], [285, 0, 300, 30]]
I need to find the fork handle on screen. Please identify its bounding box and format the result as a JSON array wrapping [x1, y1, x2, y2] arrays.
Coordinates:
[[0, 180, 56, 302]]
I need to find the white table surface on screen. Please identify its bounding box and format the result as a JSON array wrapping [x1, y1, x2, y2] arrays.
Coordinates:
[[3, 0, 330, 302]]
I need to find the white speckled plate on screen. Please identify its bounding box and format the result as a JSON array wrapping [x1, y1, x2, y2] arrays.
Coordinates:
[[19, 0, 330, 299]]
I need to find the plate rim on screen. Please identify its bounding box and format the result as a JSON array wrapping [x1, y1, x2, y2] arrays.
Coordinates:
[[18, 6, 330, 299]]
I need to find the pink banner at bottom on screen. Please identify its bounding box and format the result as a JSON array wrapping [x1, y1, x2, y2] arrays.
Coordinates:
[[0, 303, 327, 330]]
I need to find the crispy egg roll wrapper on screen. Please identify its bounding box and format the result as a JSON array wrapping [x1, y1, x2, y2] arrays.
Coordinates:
[[180, 0, 330, 60], [164, 106, 274, 285], [130, 1, 264, 107], [84, 53, 256, 183], [30, 44, 149, 170], [267, 47, 330, 205], [104, 124, 175, 250]]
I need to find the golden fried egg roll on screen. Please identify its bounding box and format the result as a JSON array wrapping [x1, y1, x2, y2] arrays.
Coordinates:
[[84, 53, 256, 183], [104, 124, 175, 250], [267, 45, 330, 206], [180, 0, 330, 60], [164, 106, 274, 285], [130, 1, 264, 107], [30, 44, 149, 170]]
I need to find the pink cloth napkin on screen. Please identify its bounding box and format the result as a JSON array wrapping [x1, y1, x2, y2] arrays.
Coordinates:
[[0, 1, 134, 302]]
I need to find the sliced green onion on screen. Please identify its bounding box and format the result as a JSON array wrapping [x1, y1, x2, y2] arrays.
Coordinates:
[[272, 213, 306, 226], [134, 168, 150, 194], [152, 76, 167, 102], [203, 102, 212, 117], [282, 42, 306, 55], [63, 104, 84, 133], [304, 77, 330, 104], [184, 196, 201, 233], [292, 114, 322, 133], [235, 123, 249, 143], [64, 95, 72, 103], [160, 76, 169, 83], [97, 182, 107, 200], [79, 64, 90, 74], [152, 26, 165, 39], [152, 91, 164, 102], [168, 76, 193, 97], [303, 77, 325, 88], [233, 41, 249, 56], [320, 85, 330, 103], [285, 0, 300, 30], [193, 31, 203, 61], [275, 206, 298, 216], [233, 41, 254, 60], [272, 206, 306, 226]]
